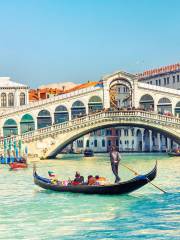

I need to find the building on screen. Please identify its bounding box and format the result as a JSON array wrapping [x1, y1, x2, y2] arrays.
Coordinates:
[[0, 77, 29, 111], [138, 63, 180, 90]]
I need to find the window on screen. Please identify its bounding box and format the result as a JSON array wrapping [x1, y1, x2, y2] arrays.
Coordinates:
[[132, 140, 134, 145], [8, 93, 14, 107], [119, 129, 121, 136], [94, 139, 97, 147], [86, 140, 89, 147], [131, 129, 134, 136], [108, 140, 111, 146], [150, 81, 152, 84], [159, 79, 161, 85], [156, 80, 158, 85], [167, 77, 169, 84], [119, 140, 122, 145], [124, 129, 128, 136], [20, 93, 26, 105], [1, 93, 7, 107], [106, 129, 112, 136], [177, 75, 180, 82], [102, 139, 105, 147], [101, 129, 105, 135], [173, 76, 175, 83], [164, 78, 166, 85], [116, 139, 119, 146], [115, 129, 119, 136]]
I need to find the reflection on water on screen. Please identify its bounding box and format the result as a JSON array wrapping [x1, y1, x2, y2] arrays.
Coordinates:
[[0, 153, 179, 240]]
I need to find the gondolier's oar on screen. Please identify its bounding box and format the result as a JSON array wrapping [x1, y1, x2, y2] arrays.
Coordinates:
[[120, 162, 166, 194]]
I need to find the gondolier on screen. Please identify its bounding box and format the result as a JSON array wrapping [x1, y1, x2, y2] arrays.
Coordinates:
[[110, 146, 121, 183]]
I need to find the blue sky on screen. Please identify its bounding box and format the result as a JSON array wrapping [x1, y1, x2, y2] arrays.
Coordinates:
[[0, 0, 179, 88]]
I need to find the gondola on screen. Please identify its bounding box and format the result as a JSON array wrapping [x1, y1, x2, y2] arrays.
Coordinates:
[[168, 152, 180, 157], [33, 162, 157, 195], [84, 149, 94, 157]]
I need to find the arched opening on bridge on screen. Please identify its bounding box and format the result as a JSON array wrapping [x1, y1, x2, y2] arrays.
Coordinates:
[[139, 94, 154, 111], [136, 129, 142, 151], [54, 105, 69, 124], [175, 101, 180, 117], [20, 114, 35, 134], [109, 78, 132, 110], [37, 110, 52, 129], [157, 98, 172, 114], [88, 96, 103, 114], [71, 100, 86, 119], [3, 119, 18, 137]]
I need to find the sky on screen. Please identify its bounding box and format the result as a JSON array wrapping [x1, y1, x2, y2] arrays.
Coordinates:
[[0, 0, 180, 88]]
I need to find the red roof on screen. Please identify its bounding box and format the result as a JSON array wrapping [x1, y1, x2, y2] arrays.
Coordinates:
[[138, 63, 180, 79]]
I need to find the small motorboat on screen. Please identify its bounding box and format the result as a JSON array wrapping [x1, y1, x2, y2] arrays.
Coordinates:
[[33, 162, 157, 195], [9, 162, 28, 170], [84, 149, 94, 157]]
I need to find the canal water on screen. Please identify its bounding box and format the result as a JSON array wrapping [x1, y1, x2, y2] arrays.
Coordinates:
[[0, 153, 179, 240]]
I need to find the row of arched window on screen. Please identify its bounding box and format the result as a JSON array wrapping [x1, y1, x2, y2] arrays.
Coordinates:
[[0, 92, 26, 107]]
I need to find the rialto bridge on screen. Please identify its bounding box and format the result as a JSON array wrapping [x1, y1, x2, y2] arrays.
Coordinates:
[[1, 70, 180, 157]]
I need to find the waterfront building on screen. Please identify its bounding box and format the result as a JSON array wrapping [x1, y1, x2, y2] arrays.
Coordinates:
[[0, 77, 29, 110], [138, 63, 180, 90]]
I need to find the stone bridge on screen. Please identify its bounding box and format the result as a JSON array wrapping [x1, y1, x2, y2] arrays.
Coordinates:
[[1, 110, 180, 158]]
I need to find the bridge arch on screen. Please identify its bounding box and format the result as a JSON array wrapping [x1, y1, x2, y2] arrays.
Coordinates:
[[88, 96, 103, 113], [109, 78, 132, 109], [157, 97, 172, 114], [20, 114, 35, 134], [54, 105, 69, 124], [71, 100, 86, 119], [37, 110, 52, 129], [139, 94, 154, 111], [3, 119, 18, 137], [47, 117, 180, 158]]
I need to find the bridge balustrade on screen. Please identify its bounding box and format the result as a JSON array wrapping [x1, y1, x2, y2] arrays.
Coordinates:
[[1, 110, 180, 148]]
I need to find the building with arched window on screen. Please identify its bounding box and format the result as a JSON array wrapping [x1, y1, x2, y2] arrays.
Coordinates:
[[0, 77, 29, 112]]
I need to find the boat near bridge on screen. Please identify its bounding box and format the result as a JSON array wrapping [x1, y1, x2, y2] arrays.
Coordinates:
[[33, 161, 157, 195]]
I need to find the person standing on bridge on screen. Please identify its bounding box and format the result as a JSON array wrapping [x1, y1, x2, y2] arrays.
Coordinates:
[[110, 146, 121, 183]]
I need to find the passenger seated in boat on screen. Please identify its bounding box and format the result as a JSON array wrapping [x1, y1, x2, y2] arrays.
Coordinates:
[[88, 175, 96, 185], [72, 172, 84, 185], [95, 175, 107, 185]]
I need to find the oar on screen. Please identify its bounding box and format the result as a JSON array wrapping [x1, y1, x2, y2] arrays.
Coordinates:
[[120, 162, 166, 194]]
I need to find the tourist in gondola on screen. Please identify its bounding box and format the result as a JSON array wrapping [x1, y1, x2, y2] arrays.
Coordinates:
[[110, 146, 121, 183], [73, 171, 84, 185]]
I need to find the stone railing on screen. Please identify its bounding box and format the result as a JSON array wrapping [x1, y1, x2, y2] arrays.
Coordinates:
[[0, 85, 101, 118], [138, 82, 180, 95], [1, 110, 180, 148]]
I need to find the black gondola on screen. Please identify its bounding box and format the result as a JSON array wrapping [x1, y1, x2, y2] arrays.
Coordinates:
[[84, 149, 94, 157], [33, 162, 157, 195], [168, 152, 180, 157]]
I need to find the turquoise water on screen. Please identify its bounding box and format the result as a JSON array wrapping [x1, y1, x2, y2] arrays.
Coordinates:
[[0, 153, 179, 240]]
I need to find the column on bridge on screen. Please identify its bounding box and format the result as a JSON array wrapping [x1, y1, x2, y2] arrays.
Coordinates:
[[167, 137, 171, 152], [149, 130, 153, 152], [157, 133, 161, 151], [141, 129, 145, 152]]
